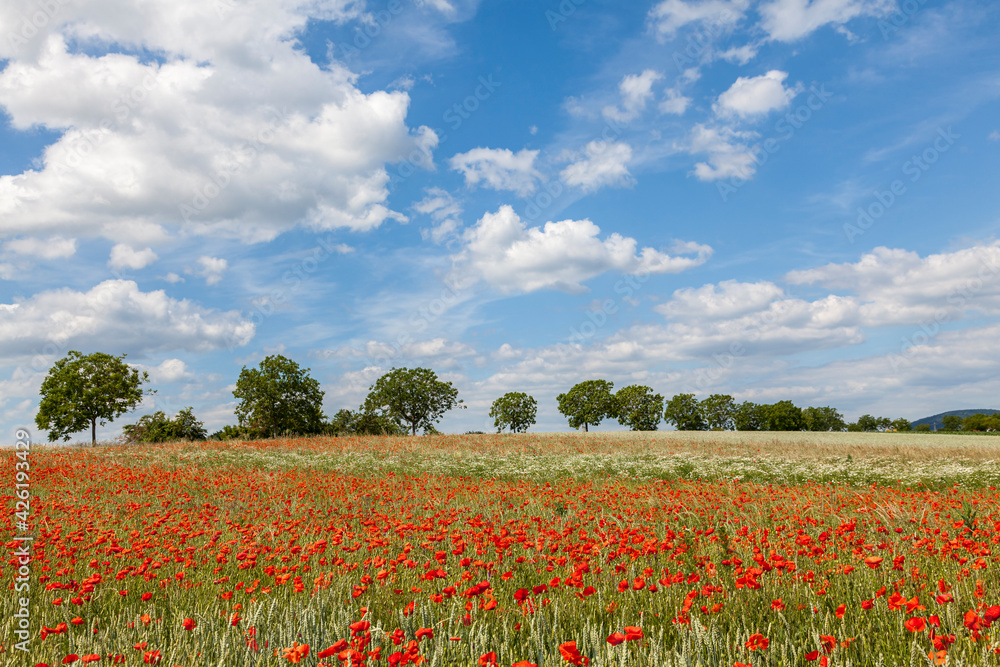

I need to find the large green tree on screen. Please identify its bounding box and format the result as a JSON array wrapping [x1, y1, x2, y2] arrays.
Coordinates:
[[233, 355, 325, 438], [556, 380, 615, 432], [700, 393, 735, 430], [36, 351, 151, 445], [663, 393, 706, 431], [363, 367, 464, 436], [614, 385, 663, 431], [733, 401, 768, 431], [802, 406, 847, 432], [856, 414, 893, 432], [765, 400, 804, 431], [489, 392, 538, 433]]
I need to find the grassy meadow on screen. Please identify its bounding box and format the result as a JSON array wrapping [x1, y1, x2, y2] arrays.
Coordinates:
[[3, 431, 999, 666]]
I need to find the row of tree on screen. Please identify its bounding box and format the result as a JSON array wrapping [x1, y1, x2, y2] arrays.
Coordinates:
[[34, 352, 993, 444]]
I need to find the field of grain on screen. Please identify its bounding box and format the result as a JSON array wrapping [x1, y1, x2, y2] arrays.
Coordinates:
[[3, 432, 998, 666]]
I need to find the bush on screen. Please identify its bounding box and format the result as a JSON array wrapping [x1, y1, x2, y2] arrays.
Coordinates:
[[123, 407, 207, 443]]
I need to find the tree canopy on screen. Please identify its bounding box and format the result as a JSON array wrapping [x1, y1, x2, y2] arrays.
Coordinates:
[[233, 355, 325, 438], [614, 385, 663, 431], [663, 393, 706, 431], [363, 367, 464, 436], [489, 392, 538, 433], [123, 407, 207, 443], [556, 380, 615, 432], [36, 351, 151, 445], [700, 394, 736, 430]]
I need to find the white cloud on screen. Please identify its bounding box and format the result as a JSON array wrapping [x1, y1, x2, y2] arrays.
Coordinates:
[[5, 236, 77, 259], [366, 337, 475, 367], [989, 130, 1000, 141], [162, 272, 184, 284], [719, 44, 758, 65], [758, 0, 894, 42], [414, 187, 463, 244], [714, 70, 799, 117], [659, 280, 787, 320], [0, 1, 435, 245], [147, 358, 192, 383], [560, 140, 633, 191], [194, 256, 228, 285], [685, 123, 759, 181], [0, 279, 254, 356], [648, 0, 750, 39], [602, 70, 663, 123], [659, 87, 692, 115], [449, 147, 541, 196], [449, 205, 712, 294], [108, 243, 158, 270], [785, 243, 1000, 326]]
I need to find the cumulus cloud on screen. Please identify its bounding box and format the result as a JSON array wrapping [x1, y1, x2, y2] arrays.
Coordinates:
[[684, 123, 759, 181], [449, 205, 712, 293], [714, 70, 799, 117], [108, 244, 158, 270], [659, 280, 787, 320], [193, 256, 228, 285], [758, 0, 894, 42], [0, 279, 254, 357], [0, 0, 435, 246], [786, 243, 1000, 326], [415, 187, 463, 244], [648, 0, 750, 39], [560, 140, 633, 191], [659, 87, 692, 115], [603, 70, 663, 123], [146, 358, 192, 383], [449, 147, 541, 196], [5, 236, 77, 259]]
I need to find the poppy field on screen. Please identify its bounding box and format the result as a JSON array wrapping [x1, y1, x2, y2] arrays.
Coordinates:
[[3, 432, 1000, 666]]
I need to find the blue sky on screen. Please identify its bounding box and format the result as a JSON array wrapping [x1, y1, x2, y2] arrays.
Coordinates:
[[2, 0, 999, 441]]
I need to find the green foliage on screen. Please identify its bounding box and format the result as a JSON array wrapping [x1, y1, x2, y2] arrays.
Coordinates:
[[489, 392, 538, 433], [940, 414, 962, 431], [233, 355, 325, 438], [890, 417, 912, 432], [36, 350, 152, 445], [857, 414, 893, 432], [802, 406, 847, 432], [961, 413, 1000, 431], [663, 393, 706, 431], [556, 380, 615, 432], [326, 408, 406, 436], [208, 424, 259, 441], [733, 401, 768, 431], [363, 367, 464, 436], [122, 407, 207, 443], [614, 385, 663, 431], [699, 394, 735, 430], [765, 400, 804, 431], [914, 423, 932, 432]]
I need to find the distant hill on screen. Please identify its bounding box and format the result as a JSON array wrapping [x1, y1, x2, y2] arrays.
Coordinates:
[[912, 409, 1000, 430]]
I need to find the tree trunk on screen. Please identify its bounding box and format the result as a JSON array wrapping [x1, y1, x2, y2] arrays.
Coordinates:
[[584, 423, 588, 432], [91, 418, 97, 446], [411, 423, 417, 436]]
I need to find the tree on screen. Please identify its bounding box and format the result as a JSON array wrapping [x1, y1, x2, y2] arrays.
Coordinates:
[[36, 351, 151, 445], [802, 406, 847, 432], [890, 417, 912, 432], [663, 393, 706, 431], [123, 407, 207, 443], [940, 415, 962, 431], [614, 385, 663, 431], [233, 355, 325, 438], [363, 367, 464, 436], [856, 414, 892, 432], [961, 413, 1000, 431], [490, 392, 538, 433], [700, 394, 735, 430], [765, 400, 804, 431], [556, 380, 615, 432], [733, 401, 768, 431], [326, 408, 406, 436]]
